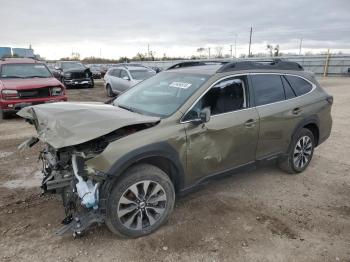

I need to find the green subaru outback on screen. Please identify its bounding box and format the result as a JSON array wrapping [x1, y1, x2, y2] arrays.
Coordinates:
[[18, 60, 333, 238]]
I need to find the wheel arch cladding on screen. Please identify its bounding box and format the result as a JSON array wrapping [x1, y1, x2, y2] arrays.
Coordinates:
[[106, 142, 185, 193], [292, 116, 320, 147]]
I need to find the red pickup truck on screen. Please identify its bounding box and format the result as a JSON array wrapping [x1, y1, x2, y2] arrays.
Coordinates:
[[0, 58, 67, 119]]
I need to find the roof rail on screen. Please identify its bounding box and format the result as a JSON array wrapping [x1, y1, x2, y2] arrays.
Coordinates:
[[116, 63, 153, 70], [216, 60, 303, 73], [166, 60, 229, 70]]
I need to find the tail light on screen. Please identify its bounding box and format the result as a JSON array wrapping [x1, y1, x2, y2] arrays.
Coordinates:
[[326, 96, 333, 105], [1, 89, 19, 100]]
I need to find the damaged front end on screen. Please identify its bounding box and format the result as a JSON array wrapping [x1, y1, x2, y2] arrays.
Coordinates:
[[17, 102, 160, 237], [40, 142, 106, 237]]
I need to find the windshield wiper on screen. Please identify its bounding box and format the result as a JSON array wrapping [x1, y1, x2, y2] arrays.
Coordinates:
[[118, 104, 137, 113]]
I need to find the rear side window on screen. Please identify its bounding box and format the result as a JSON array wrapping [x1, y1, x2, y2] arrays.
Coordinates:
[[110, 69, 120, 77], [251, 74, 285, 106], [285, 75, 313, 96], [281, 76, 296, 99]]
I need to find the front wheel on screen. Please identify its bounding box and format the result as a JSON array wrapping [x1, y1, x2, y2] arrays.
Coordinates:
[[90, 78, 94, 88], [105, 164, 175, 238], [0, 109, 9, 120], [279, 128, 315, 174], [106, 84, 114, 97]]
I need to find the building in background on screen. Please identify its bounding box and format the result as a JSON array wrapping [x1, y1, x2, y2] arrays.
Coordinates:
[[0, 45, 40, 59], [12, 47, 34, 58], [0, 47, 12, 58]]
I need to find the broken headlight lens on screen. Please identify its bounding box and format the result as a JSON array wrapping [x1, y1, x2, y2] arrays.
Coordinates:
[[51, 87, 63, 96]]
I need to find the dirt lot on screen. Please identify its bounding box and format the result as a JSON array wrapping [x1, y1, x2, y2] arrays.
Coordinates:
[[0, 78, 349, 262]]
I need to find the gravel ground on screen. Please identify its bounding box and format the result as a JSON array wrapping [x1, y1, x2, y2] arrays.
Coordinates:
[[0, 78, 349, 262]]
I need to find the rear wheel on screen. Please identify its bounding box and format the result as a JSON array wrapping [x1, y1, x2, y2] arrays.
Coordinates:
[[106, 84, 114, 97], [279, 128, 315, 174], [105, 164, 175, 238]]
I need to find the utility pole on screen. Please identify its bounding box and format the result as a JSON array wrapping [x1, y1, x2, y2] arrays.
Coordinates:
[[235, 34, 237, 58], [248, 27, 253, 57], [299, 38, 303, 55], [230, 45, 233, 58], [147, 44, 150, 59], [208, 47, 211, 59]]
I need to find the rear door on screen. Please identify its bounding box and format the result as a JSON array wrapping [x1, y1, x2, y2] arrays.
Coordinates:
[[250, 73, 304, 159], [109, 69, 121, 92], [119, 69, 132, 92]]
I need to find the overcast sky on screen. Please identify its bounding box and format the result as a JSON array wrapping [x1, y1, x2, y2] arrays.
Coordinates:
[[1, 0, 350, 59]]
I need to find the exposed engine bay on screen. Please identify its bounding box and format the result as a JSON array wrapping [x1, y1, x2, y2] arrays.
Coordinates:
[[34, 124, 153, 237]]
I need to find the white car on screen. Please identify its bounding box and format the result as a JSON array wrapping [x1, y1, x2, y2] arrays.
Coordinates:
[[104, 64, 156, 96]]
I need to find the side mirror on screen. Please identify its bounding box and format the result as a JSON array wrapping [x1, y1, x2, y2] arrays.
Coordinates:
[[199, 108, 211, 123], [122, 76, 130, 81], [54, 66, 62, 71]]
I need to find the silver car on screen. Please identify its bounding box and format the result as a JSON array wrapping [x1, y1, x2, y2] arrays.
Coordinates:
[[104, 65, 156, 96]]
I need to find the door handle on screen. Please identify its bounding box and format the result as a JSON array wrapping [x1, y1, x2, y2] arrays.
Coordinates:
[[244, 119, 256, 128], [292, 107, 302, 115]]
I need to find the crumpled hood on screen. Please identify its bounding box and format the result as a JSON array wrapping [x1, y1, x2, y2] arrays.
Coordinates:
[[17, 102, 160, 149]]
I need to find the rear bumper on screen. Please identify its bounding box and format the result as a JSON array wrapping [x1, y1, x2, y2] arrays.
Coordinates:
[[0, 96, 67, 112]]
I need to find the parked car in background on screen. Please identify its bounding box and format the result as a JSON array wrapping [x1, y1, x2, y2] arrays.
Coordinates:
[[88, 65, 102, 79], [53, 61, 94, 88], [104, 64, 156, 96], [17, 60, 332, 237], [0, 58, 67, 119], [151, 66, 162, 73]]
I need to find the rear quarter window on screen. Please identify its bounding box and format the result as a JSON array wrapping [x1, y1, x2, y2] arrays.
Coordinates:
[[285, 75, 313, 96], [251, 74, 285, 106]]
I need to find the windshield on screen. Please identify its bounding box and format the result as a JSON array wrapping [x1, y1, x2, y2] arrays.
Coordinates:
[[61, 62, 85, 70], [0, 64, 52, 78], [114, 72, 209, 117], [129, 69, 156, 80]]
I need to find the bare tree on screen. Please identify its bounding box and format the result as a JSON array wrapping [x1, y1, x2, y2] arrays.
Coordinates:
[[197, 47, 206, 58], [266, 44, 280, 57], [215, 46, 224, 58]]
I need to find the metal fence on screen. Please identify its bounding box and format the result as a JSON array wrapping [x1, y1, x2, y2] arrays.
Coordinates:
[[134, 55, 350, 76]]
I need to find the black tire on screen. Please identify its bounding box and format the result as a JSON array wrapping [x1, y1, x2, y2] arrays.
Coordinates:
[[0, 109, 9, 120], [90, 78, 94, 88], [106, 84, 114, 97], [105, 164, 175, 238], [279, 128, 315, 174]]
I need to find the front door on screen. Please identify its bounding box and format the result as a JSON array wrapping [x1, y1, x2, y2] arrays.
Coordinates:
[[183, 75, 259, 184]]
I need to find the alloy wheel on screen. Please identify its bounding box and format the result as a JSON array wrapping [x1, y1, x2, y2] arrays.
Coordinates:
[[117, 180, 167, 231], [293, 135, 313, 169]]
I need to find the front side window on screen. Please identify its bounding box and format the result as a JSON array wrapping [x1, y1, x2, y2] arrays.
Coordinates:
[[285, 75, 313, 96], [114, 72, 209, 117], [183, 76, 247, 121], [251, 74, 285, 106], [0, 64, 52, 79]]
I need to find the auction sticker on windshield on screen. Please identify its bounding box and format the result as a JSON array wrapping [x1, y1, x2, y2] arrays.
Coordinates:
[[169, 82, 192, 89]]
